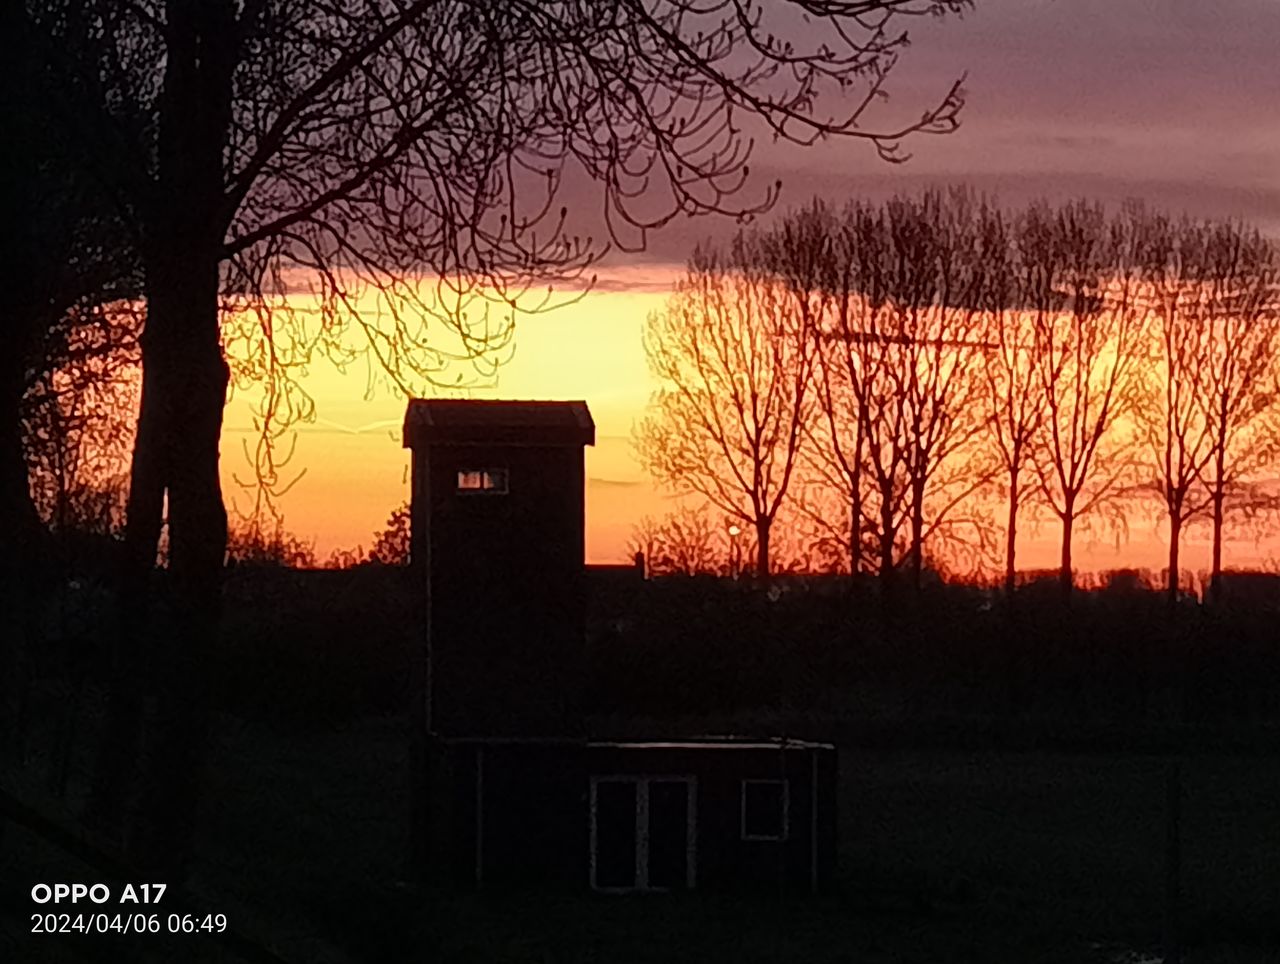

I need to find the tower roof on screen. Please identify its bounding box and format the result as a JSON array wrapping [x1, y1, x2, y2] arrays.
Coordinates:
[[403, 399, 595, 448]]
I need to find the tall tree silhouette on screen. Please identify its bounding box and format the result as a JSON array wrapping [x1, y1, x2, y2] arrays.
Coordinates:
[[804, 201, 893, 581], [806, 192, 996, 595], [2, 5, 140, 754], [23, 303, 140, 539], [1189, 221, 1280, 603], [881, 190, 996, 589], [629, 504, 747, 578], [980, 204, 1046, 595], [1136, 212, 1219, 604], [1130, 214, 1280, 605], [30, 0, 970, 871], [1029, 201, 1151, 598], [637, 235, 816, 579]]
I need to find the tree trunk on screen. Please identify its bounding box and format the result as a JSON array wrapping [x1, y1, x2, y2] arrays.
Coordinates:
[[1167, 512, 1182, 607], [1001, 469, 1020, 719], [850, 472, 862, 578], [849, 426, 864, 581], [1209, 475, 1225, 606], [87, 0, 235, 878], [1059, 507, 1074, 601], [1208, 420, 1228, 605], [134, 256, 229, 877], [909, 478, 925, 592], [1004, 469, 1019, 597], [84, 367, 162, 839], [878, 480, 895, 601], [755, 517, 771, 584]]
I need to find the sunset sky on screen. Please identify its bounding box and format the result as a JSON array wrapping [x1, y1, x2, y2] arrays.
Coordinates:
[[222, 0, 1280, 573]]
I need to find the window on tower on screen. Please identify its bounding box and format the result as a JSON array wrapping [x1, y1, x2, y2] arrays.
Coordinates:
[[457, 468, 509, 494]]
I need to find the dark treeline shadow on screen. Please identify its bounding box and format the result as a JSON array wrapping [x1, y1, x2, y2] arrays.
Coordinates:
[[637, 190, 1280, 613]]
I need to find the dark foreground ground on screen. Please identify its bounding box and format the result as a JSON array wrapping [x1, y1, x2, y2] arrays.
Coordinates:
[[5, 705, 1279, 964], [4, 568, 1280, 961]]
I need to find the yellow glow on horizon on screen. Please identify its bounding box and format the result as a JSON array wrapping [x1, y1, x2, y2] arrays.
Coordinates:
[[220, 267, 681, 562], [214, 269, 1280, 575]]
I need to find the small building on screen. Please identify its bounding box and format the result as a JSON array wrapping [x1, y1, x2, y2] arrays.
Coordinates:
[[402, 399, 837, 893]]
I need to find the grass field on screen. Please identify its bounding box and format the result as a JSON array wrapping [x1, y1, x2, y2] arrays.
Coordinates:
[[6, 702, 1280, 963], [190, 716, 1280, 963]]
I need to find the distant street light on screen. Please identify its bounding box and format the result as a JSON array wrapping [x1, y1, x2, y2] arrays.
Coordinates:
[[727, 524, 742, 579]]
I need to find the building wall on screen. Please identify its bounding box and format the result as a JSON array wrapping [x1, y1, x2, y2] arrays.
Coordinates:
[[437, 743, 837, 894], [435, 742, 588, 889], [415, 443, 587, 737], [587, 745, 836, 894], [403, 402, 837, 895]]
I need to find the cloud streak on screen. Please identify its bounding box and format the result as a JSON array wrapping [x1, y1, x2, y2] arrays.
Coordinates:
[[589, 0, 1280, 266]]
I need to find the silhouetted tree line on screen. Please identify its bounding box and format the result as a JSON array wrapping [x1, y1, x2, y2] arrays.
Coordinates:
[[13, 0, 974, 878], [638, 190, 1280, 604], [25, 561, 1277, 732], [585, 571, 1280, 734]]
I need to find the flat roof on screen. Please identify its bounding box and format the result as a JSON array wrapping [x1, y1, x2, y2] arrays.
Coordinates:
[[591, 738, 836, 752], [436, 735, 834, 751], [404, 399, 594, 448]]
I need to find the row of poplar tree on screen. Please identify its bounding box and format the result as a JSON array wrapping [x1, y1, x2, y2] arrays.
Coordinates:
[[636, 188, 1280, 602]]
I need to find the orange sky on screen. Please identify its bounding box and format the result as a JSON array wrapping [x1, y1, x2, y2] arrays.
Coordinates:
[[216, 264, 1277, 578], [219, 267, 677, 565], [211, 0, 1280, 576]]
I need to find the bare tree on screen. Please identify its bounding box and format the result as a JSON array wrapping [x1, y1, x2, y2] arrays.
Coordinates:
[[804, 200, 894, 581], [29, 0, 974, 620], [1029, 200, 1151, 597], [3, 3, 143, 754], [978, 204, 1047, 595], [631, 500, 822, 576], [1189, 222, 1280, 603], [804, 191, 996, 595], [1134, 212, 1219, 603], [882, 190, 997, 589], [369, 503, 412, 567], [4, 6, 140, 566], [629, 503, 747, 577], [757, 202, 887, 578], [637, 234, 815, 579], [224, 515, 317, 568], [32, 0, 970, 870], [1131, 213, 1280, 606], [23, 303, 141, 540]]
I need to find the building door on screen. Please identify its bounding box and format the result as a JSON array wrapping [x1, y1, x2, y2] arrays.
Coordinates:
[[593, 780, 637, 889], [590, 777, 695, 892]]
